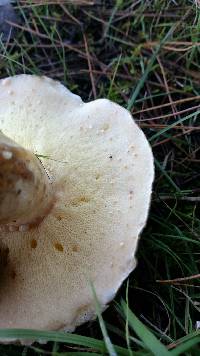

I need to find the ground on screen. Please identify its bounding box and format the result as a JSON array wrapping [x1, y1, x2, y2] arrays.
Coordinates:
[[0, 0, 200, 355]]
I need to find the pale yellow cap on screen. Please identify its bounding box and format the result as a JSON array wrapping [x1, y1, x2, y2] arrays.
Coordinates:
[[0, 75, 154, 341]]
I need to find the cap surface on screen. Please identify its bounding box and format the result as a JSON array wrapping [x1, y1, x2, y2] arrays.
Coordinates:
[[0, 75, 154, 336]]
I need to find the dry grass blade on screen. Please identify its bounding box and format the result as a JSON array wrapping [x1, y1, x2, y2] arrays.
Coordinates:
[[157, 274, 200, 285], [83, 33, 97, 99], [19, 0, 95, 5]]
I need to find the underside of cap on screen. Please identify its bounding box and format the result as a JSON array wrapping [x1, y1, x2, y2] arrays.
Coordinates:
[[0, 75, 154, 343]]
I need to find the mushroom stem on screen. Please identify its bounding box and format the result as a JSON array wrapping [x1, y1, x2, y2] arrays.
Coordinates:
[[0, 131, 53, 231]]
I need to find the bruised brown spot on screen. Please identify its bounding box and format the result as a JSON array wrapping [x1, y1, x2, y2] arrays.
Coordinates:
[[54, 242, 64, 252], [72, 244, 80, 252], [11, 270, 16, 279], [54, 211, 69, 221], [95, 173, 100, 180], [71, 196, 90, 206], [30, 239, 37, 249], [75, 305, 90, 321], [101, 123, 110, 131], [0, 246, 9, 267], [79, 196, 90, 203]]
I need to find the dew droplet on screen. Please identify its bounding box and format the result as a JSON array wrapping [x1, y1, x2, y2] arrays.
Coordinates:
[[19, 224, 29, 232], [2, 151, 12, 160]]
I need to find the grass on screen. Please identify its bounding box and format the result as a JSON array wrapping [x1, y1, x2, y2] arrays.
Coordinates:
[[1, 0, 200, 354]]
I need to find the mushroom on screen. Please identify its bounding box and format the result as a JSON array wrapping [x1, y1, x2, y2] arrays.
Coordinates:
[[0, 75, 154, 341]]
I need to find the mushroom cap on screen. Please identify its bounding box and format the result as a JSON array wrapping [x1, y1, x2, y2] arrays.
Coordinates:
[[0, 75, 154, 336]]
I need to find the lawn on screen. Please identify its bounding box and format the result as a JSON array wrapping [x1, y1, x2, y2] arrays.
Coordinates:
[[0, 0, 200, 355]]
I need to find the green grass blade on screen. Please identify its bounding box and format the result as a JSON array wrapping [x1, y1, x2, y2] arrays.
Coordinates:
[[125, 281, 134, 356], [121, 300, 170, 356], [104, 0, 122, 38], [149, 110, 200, 142], [170, 335, 200, 355], [32, 350, 102, 356], [0, 330, 114, 356], [154, 158, 181, 193], [0, 329, 104, 350], [127, 25, 175, 111], [90, 282, 117, 356], [0, 328, 130, 355]]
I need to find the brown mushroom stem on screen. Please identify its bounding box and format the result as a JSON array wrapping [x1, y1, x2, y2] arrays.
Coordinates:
[[0, 131, 53, 231]]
